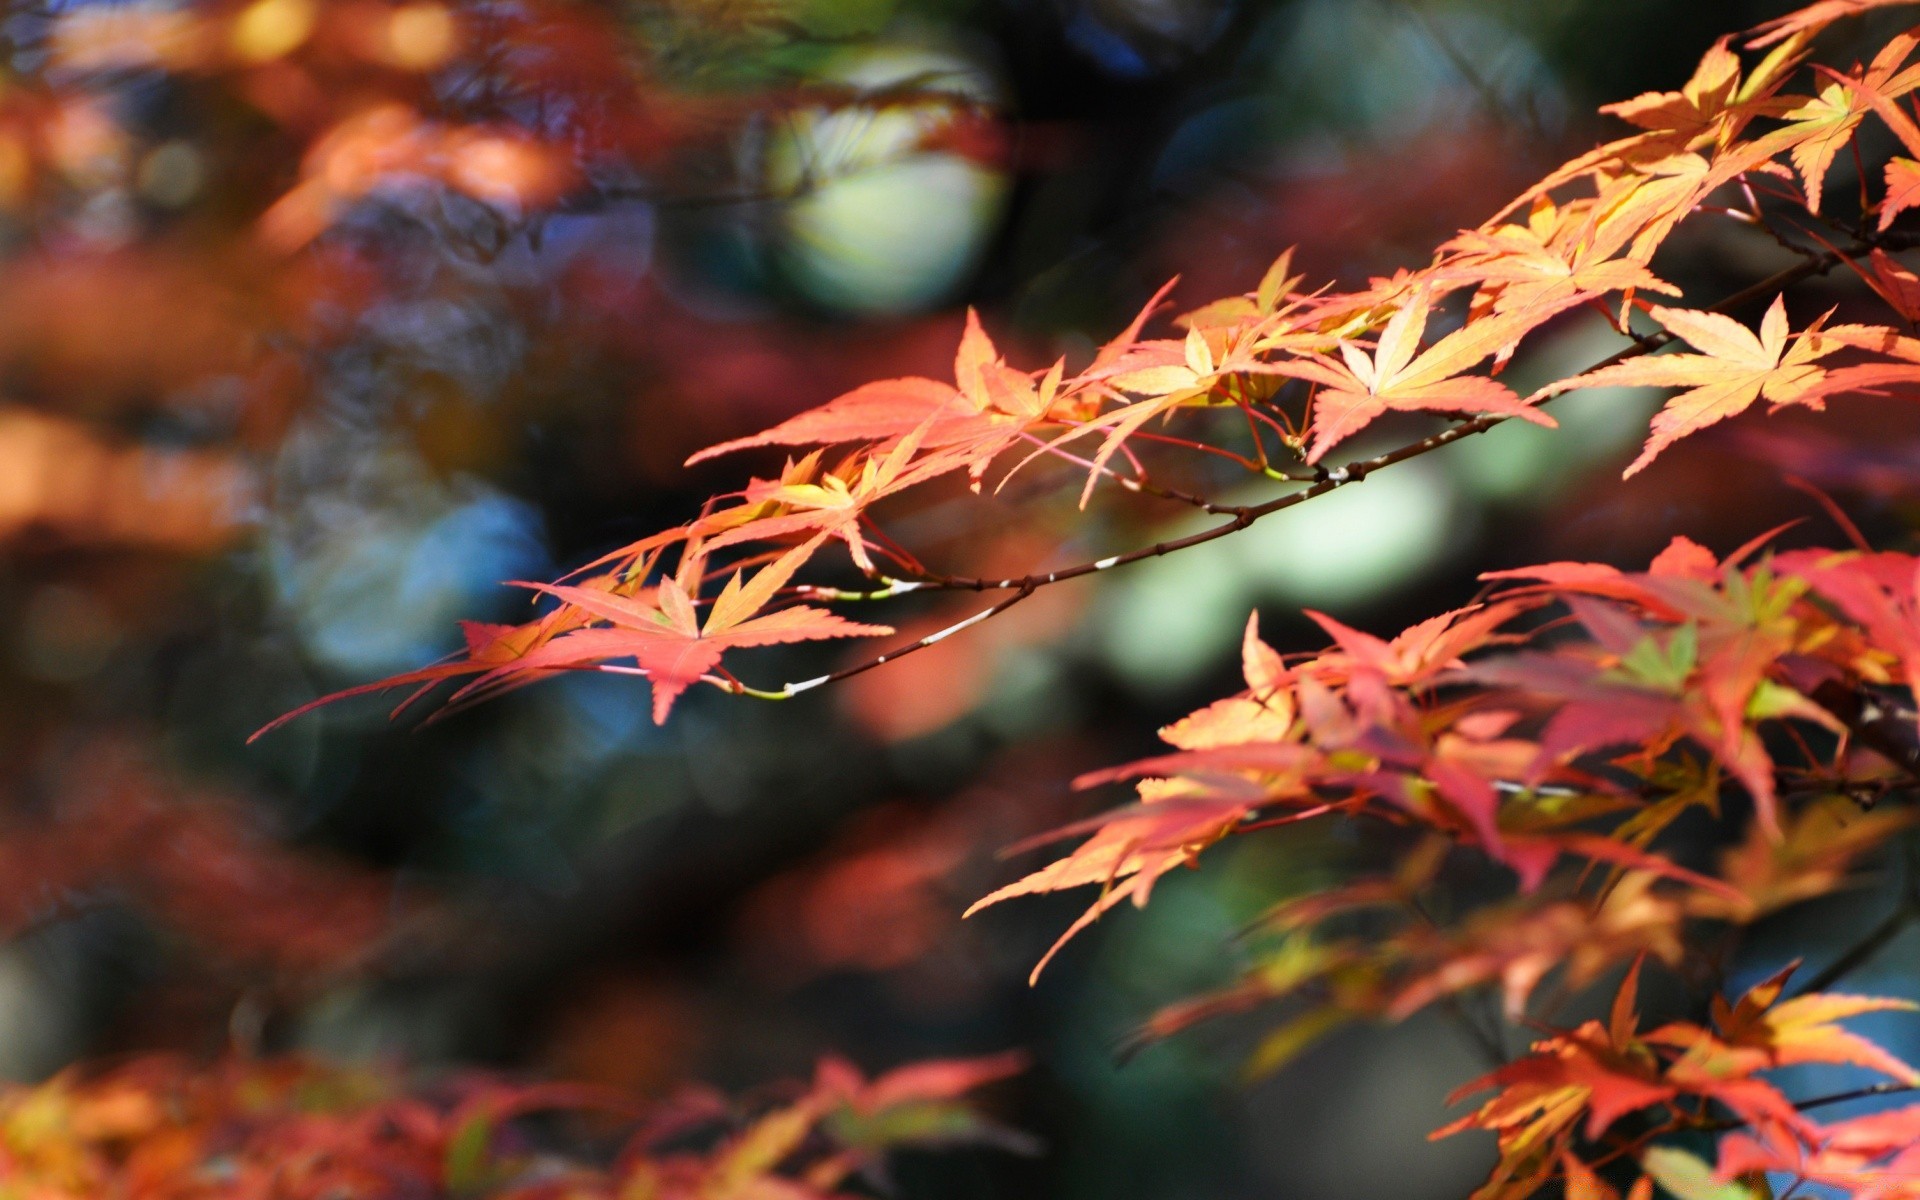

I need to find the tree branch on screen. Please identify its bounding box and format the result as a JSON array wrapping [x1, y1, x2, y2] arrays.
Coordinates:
[[1791, 835, 1920, 998], [922, 230, 1920, 599]]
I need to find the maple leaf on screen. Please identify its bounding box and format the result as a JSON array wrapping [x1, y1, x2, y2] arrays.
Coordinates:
[[1436, 967, 1678, 1196], [1797, 550, 1920, 740], [1487, 31, 1807, 237], [1387, 873, 1686, 1022], [1023, 313, 1322, 505], [687, 309, 1072, 488], [964, 793, 1260, 983], [1748, 0, 1920, 49], [1294, 267, 1450, 342], [1268, 292, 1554, 463], [1787, 322, 1920, 407], [1480, 538, 1825, 838], [1176, 250, 1303, 332], [1158, 613, 1296, 750], [249, 598, 607, 742], [821, 1051, 1026, 1116], [1845, 248, 1920, 321], [1482, 534, 1723, 621], [1751, 31, 1920, 213], [1695, 795, 1919, 922], [1436, 203, 1681, 340], [505, 537, 892, 722], [1601, 37, 1749, 147], [686, 374, 967, 465], [1639, 969, 1920, 1146], [1305, 600, 1536, 690], [1777, 89, 1874, 215], [1533, 296, 1837, 477], [812, 1052, 1030, 1157], [1565, 1151, 1653, 1200], [697, 420, 947, 572], [1721, 1099, 1920, 1198], [1884, 156, 1920, 229], [1727, 992, 1920, 1079]]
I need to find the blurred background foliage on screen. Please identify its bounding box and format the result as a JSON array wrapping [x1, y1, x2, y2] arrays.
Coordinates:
[[1, 0, 1910, 1196]]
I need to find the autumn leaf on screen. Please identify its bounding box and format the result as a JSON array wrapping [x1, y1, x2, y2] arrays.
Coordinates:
[[1719, 1101, 1920, 1192], [1797, 550, 1920, 740], [686, 374, 966, 465], [1176, 250, 1301, 331], [1747, 1, 1920, 49], [1269, 292, 1554, 463], [697, 419, 947, 572], [815, 1052, 1032, 1158], [1533, 296, 1836, 476], [687, 309, 1069, 488], [1436, 1003, 1676, 1183], [1708, 963, 1920, 1081], [1885, 156, 1920, 228], [1305, 600, 1536, 689], [1024, 313, 1317, 505], [1387, 875, 1686, 1021], [1849, 248, 1920, 321], [506, 540, 891, 722], [1694, 795, 1918, 922], [1756, 31, 1920, 213], [1158, 613, 1296, 749], [249, 599, 604, 742], [1600, 37, 1746, 145], [965, 793, 1260, 983], [1730, 992, 1920, 1079], [1436, 204, 1681, 338], [1486, 30, 1806, 236]]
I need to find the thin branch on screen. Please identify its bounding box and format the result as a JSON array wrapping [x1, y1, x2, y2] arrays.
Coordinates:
[[886, 232, 1920, 601], [1793, 902, 1915, 997], [1795, 1081, 1920, 1113], [736, 229, 1920, 697], [1697, 1081, 1920, 1131], [1811, 679, 1920, 782], [1791, 835, 1920, 998], [1011, 431, 1246, 515], [735, 582, 1038, 699]]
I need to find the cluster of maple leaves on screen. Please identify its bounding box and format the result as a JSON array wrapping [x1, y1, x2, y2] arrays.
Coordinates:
[[254, 0, 1920, 1196], [0, 1049, 1024, 1199], [255, 0, 1920, 733], [988, 532, 1920, 1194]]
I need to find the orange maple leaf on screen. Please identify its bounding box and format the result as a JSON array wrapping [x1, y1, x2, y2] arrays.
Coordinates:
[[686, 309, 1071, 487], [1436, 202, 1681, 338], [1158, 613, 1296, 750], [1270, 292, 1554, 463], [964, 793, 1258, 983], [1649, 964, 1920, 1090], [1748, 0, 1920, 49], [1436, 964, 1678, 1191], [1534, 295, 1836, 476], [1758, 31, 1920, 212], [510, 539, 891, 722]]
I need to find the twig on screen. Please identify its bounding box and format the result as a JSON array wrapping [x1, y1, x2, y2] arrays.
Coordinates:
[[1794, 903, 1915, 998], [1794, 1081, 1920, 1113], [1791, 836, 1920, 998], [738, 231, 1920, 695], [1697, 1081, 1920, 1131], [867, 250, 1881, 599], [735, 582, 1038, 699]]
